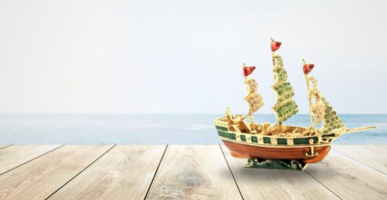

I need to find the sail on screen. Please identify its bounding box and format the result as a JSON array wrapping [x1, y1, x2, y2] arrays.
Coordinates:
[[244, 78, 264, 115], [320, 97, 346, 134], [271, 53, 299, 124], [307, 76, 346, 134]]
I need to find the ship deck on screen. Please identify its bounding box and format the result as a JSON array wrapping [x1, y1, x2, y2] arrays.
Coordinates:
[[0, 144, 386, 199]]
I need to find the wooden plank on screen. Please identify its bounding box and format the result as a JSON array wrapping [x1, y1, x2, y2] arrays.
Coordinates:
[[0, 145, 113, 200], [49, 145, 166, 200], [0, 145, 61, 175], [221, 145, 340, 200], [306, 150, 387, 199], [146, 145, 242, 200], [0, 145, 12, 150], [332, 145, 387, 174]]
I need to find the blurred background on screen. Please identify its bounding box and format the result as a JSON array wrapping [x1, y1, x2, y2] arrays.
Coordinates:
[[0, 0, 386, 144]]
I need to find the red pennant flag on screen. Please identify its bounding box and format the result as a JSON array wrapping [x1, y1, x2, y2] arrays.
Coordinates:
[[271, 40, 282, 52], [303, 63, 315, 74], [243, 66, 256, 77]]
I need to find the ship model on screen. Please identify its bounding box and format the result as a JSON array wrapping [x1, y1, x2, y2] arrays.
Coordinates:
[[214, 38, 376, 170]]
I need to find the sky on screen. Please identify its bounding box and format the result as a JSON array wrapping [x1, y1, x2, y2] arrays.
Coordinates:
[[0, 0, 386, 114]]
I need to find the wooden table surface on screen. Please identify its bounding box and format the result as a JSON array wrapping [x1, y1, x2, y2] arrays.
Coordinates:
[[0, 145, 386, 200]]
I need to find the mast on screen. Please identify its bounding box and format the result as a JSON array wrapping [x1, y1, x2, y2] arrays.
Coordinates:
[[270, 38, 299, 125], [243, 63, 264, 132], [303, 59, 315, 127]]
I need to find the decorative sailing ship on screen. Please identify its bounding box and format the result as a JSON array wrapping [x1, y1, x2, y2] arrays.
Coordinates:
[[214, 38, 376, 170]]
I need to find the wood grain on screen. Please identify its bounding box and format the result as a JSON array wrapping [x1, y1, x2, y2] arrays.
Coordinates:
[[49, 145, 166, 200], [0, 145, 11, 150], [0, 145, 113, 200], [306, 150, 387, 200], [0, 145, 61, 174], [146, 145, 242, 200], [332, 145, 387, 174], [221, 145, 339, 200]]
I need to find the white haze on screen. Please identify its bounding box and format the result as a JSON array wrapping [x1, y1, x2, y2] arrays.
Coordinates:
[[0, 0, 385, 114]]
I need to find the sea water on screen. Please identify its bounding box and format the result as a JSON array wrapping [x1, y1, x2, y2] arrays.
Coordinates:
[[0, 114, 385, 144]]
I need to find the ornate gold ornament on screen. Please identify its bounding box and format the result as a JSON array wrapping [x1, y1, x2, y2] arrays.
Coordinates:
[[214, 38, 376, 170]]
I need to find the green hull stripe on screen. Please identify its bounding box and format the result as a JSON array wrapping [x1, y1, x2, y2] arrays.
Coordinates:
[[217, 130, 236, 140], [217, 130, 318, 145], [215, 126, 228, 131], [294, 137, 318, 144], [277, 138, 287, 145]]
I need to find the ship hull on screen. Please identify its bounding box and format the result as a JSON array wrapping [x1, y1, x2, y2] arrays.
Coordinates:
[[215, 116, 333, 166], [222, 140, 331, 164]]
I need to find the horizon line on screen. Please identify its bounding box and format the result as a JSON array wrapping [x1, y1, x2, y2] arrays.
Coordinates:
[[0, 113, 386, 115]]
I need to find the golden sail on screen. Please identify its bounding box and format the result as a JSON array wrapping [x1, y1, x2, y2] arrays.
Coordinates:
[[271, 38, 298, 125], [243, 63, 264, 131], [305, 72, 346, 135]]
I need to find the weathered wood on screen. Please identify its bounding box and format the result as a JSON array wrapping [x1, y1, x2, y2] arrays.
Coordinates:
[[146, 145, 242, 200], [49, 145, 166, 200], [306, 150, 387, 199], [221, 145, 340, 200], [0, 145, 61, 174], [0, 145, 12, 150], [0, 144, 384, 200], [0, 145, 113, 200], [333, 145, 387, 174]]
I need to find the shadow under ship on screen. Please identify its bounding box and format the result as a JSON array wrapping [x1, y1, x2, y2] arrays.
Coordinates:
[[215, 39, 375, 170]]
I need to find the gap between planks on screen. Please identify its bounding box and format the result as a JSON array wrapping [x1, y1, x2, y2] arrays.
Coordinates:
[[0, 145, 64, 176], [145, 145, 243, 200], [304, 170, 343, 200], [144, 145, 169, 200], [46, 145, 167, 200], [0, 145, 12, 150], [305, 149, 387, 199], [219, 145, 244, 200], [331, 145, 387, 175], [0, 145, 114, 200], [46, 145, 117, 199], [1, 145, 385, 200], [220, 145, 341, 200]]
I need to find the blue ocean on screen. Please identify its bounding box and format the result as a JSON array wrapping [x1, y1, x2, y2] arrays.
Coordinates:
[[0, 114, 385, 144]]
